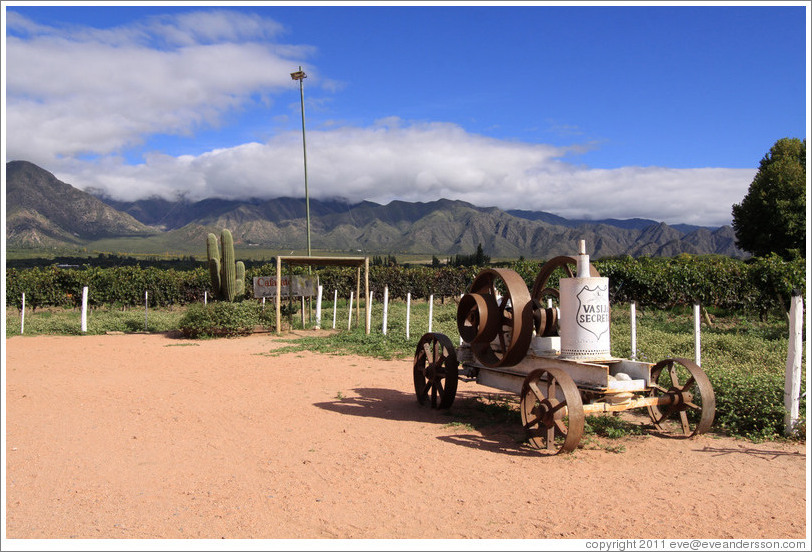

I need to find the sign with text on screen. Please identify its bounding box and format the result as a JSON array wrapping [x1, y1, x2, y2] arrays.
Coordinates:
[[253, 276, 316, 298]]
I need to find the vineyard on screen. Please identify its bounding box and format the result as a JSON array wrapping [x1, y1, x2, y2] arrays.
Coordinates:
[[6, 253, 805, 317]]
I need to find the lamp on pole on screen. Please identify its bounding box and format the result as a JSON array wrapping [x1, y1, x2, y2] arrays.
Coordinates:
[[290, 66, 312, 257]]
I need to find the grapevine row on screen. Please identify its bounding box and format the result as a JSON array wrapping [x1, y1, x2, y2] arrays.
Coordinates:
[[6, 254, 804, 317]]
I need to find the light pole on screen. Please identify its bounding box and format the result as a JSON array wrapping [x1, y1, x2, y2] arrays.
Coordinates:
[[290, 66, 311, 257]]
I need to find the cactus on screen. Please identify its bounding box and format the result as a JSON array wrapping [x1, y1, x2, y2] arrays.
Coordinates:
[[206, 229, 245, 301]]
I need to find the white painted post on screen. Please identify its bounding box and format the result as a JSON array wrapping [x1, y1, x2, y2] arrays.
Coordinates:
[[332, 290, 338, 329], [460, 293, 465, 344], [20, 293, 25, 335], [382, 285, 389, 336], [262, 297, 266, 310], [347, 292, 354, 330], [367, 291, 374, 332], [406, 292, 411, 340], [630, 301, 637, 360], [784, 292, 804, 436], [81, 286, 89, 333], [144, 291, 149, 331], [428, 294, 434, 333], [204, 291, 207, 305], [315, 285, 323, 330], [301, 296, 306, 328], [693, 302, 701, 366]]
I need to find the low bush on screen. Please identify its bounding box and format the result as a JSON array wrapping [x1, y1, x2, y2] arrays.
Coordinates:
[[177, 301, 274, 338]]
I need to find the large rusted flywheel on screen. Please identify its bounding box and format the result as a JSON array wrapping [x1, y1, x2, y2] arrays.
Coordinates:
[[457, 268, 533, 368], [531, 255, 600, 301]]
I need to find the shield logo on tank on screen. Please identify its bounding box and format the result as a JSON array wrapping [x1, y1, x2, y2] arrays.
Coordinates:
[[575, 284, 610, 340]]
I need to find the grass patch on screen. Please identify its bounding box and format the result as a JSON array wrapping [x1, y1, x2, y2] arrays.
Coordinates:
[[584, 414, 646, 439], [7, 305, 184, 336]]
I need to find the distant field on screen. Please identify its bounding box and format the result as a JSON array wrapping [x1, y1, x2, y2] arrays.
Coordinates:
[[5, 246, 445, 266]]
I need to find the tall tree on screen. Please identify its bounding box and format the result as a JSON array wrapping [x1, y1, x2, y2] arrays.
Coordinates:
[[731, 137, 806, 258]]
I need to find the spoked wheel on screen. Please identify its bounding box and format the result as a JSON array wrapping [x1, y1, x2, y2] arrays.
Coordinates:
[[520, 367, 585, 454], [466, 268, 533, 368], [647, 358, 715, 438], [413, 333, 459, 409]]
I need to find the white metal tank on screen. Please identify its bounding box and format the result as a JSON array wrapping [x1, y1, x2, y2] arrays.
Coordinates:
[[559, 240, 612, 360]]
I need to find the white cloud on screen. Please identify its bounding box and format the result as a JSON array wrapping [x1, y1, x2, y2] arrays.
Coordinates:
[[52, 120, 754, 227], [5, 11, 307, 163], [5, 10, 755, 228]]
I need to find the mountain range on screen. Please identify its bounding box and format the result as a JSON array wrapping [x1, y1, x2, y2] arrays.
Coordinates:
[[5, 160, 746, 259]]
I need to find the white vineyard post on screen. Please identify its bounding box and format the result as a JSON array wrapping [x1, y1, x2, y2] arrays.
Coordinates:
[[784, 292, 804, 436], [81, 286, 89, 333], [21, 293, 25, 334], [315, 285, 323, 330], [406, 292, 411, 340], [693, 302, 701, 366], [382, 285, 389, 336], [460, 293, 464, 345], [347, 292, 354, 330], [144, 291, 149, 331], [367, 291, 374, 333], [204, 291, 207, 305], [428, 294, 434, 333], [630, 300, 637, 360], [332, 290, 338, 329]]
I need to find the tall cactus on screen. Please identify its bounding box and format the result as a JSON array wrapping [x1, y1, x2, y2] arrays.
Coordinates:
[[206, 229, 245, 301]]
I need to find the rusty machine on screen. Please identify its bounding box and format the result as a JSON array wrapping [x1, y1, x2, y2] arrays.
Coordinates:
[[412, 241, 715, 454]]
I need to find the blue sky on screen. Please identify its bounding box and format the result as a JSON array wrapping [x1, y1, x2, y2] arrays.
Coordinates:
[[3, 2, 809, 226]]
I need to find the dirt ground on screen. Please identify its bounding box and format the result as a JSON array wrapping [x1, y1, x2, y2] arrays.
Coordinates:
[[4, 332, 808, 542]]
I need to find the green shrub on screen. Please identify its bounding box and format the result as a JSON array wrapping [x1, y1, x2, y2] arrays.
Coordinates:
[[177, 301, 273, 338]]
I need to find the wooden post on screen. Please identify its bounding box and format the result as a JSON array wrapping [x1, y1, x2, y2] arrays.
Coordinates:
[[301, 296, 306, 328], [382, 285, 389, 336], [784, 292, 804, 436], [332, 289, 338, 329], [693, 301, 701, 366], [356, 266, 361, 327], [144, 291, 149, 331], [347, 292, 354, 331], [275, 256, 282, 334], [630, 301, 637, 360], [81, 286, 89, 333], [406, 292, 411, 340], [20, 293, 25, 335], [428, 294, 434, 333], [315, 285, 323, 330]]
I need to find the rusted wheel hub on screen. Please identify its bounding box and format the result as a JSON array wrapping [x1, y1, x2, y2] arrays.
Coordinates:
[[520, 366, 585, 454], [647, 358, 715, 437], [413, 332, 459, 409]]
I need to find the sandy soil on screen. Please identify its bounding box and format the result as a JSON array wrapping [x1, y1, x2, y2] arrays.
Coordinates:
[[4, 333, 808, 541]]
